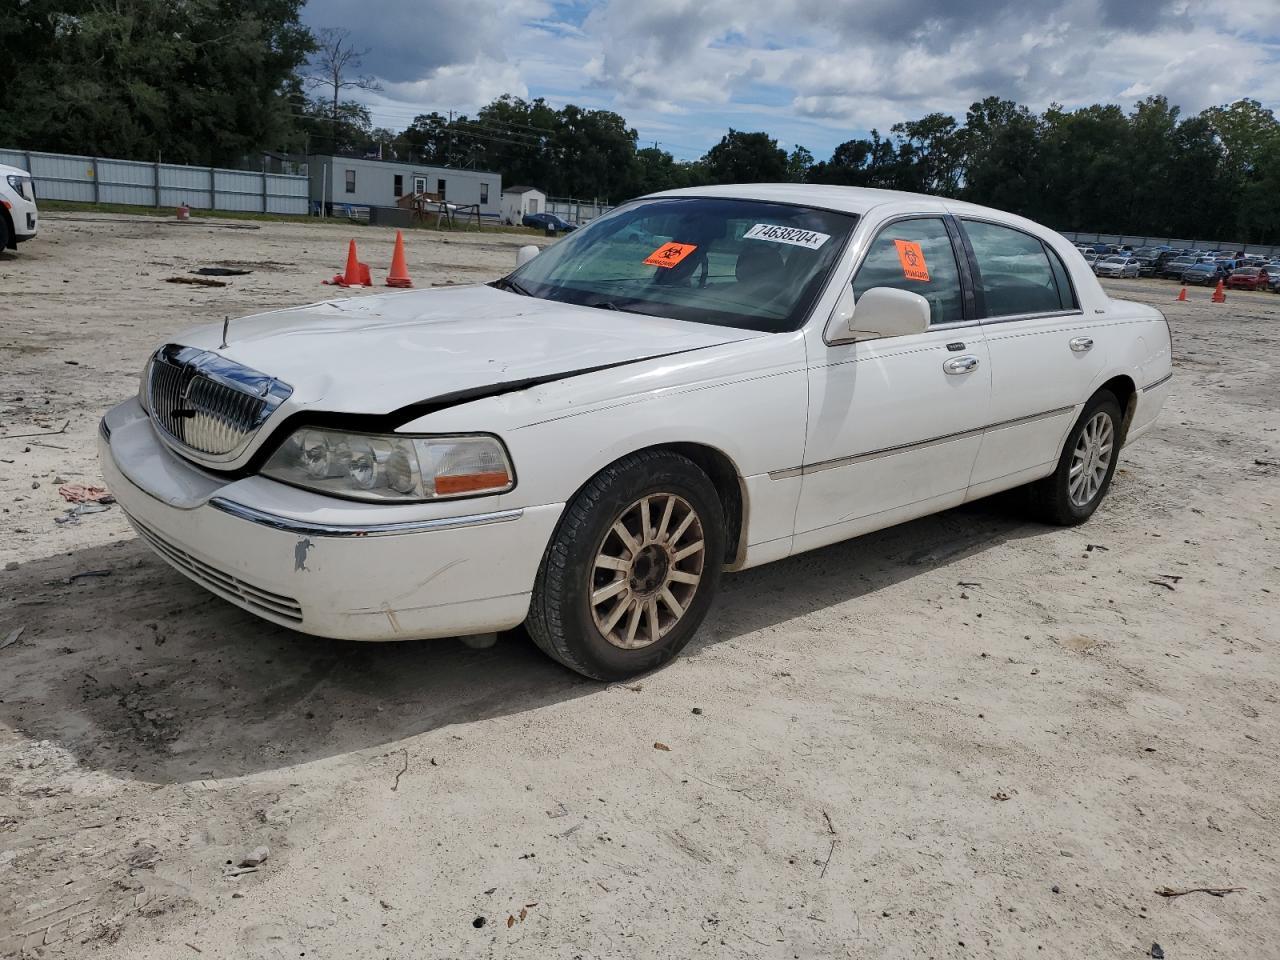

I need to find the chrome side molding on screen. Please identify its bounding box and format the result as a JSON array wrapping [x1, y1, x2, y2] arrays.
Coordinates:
[[208, 498, 524, 538]]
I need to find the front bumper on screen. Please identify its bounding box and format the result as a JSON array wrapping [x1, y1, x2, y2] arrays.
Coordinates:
[[3, 191, 38, 240], [99, 399, 564, 640]]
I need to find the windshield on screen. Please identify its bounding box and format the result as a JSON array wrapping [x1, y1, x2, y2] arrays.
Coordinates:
[[501, 197, 858, 332], [1235, 268, 1259, 276], [1103, 256, 1126, 263]]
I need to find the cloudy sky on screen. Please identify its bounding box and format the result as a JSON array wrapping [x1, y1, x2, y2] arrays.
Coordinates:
[[302, 0, 1280, 159]]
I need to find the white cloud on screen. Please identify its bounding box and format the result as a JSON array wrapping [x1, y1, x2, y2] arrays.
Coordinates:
[[308, 0, 1280, 154]]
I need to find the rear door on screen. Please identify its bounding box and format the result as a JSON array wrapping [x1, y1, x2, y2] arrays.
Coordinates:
[[959, 218, 1107, 488]]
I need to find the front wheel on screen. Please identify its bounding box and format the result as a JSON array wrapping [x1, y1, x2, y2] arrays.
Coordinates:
[[527, 450, 725, 680], [1026, 392, 1123, 526]]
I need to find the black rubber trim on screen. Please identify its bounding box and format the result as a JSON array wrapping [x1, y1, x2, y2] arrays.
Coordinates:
[[943, 215, 979, 322]]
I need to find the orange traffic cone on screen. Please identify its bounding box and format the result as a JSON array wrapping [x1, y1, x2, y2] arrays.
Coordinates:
[[323, 239, 371, 287], [386, 231, 413, 288], [1211, 280, 1226, 303], [1177, 287, 1187, 302]]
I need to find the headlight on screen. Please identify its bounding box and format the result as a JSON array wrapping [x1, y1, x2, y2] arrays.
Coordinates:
[[262, 428, 514, 502], [5, 174, 32, 201]]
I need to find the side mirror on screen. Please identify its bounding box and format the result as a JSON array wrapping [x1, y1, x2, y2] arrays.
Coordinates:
[[825, 286, 931, 344], [516, 245, 539, 268]]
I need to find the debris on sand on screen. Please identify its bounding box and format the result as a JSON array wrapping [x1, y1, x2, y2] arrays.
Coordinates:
[[239, 846, 270, 868], [165, 275, 227, 287], [1155, 885, 1244, 899], [58, 483, 115, 504]]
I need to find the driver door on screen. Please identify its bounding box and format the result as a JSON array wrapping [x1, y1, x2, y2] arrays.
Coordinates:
[[793, 215, 991, 551]]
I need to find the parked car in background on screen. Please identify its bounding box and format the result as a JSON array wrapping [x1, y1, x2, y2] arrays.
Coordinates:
[[1160, 256, 1197, 279], [98, 184, 1172, 679], [523, 212, 577, 233], [1182, 262, 1227, 286], [0, 162, 39, 251], [1140, 251, 1181, 276], [1094, 255, 1141, 279], [1226, 267, 1271, 291], [1081, 250, 1099, 266]]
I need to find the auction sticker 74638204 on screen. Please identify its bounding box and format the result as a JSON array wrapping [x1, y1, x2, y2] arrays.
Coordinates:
[[743, 224, 831, 250]]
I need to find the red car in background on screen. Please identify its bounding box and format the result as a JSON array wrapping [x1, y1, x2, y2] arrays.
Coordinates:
[[1226, 267, 1271, 291]]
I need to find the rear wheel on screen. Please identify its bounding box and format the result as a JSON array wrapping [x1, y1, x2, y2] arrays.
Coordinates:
[[0, 211, 10, 251], [1026, 391, 1122, 526], [527, 450, 725, 680]]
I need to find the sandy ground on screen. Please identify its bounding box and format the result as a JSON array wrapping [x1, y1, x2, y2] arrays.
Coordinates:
[[1, 214, 1277, 959]]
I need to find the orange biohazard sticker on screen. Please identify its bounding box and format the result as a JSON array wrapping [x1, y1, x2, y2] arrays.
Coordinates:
[[643, 241, 697, 268], [893, 240, 930, 282]]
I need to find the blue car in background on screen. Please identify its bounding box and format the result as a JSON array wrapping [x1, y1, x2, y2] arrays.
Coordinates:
[[523, 212, 577, 233]]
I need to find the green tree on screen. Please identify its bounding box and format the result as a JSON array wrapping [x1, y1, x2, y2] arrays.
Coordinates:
[[1, 0, 313, 166], [702, 129, 788, 184], [786, 146, 814, 182], [959, 97, 1045, 217], [890, 113, 963, 195]]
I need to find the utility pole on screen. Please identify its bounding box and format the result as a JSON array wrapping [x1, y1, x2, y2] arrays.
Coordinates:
[[447, 110, 454, 166]]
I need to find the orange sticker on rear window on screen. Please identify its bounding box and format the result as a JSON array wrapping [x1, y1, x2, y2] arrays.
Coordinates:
[[643, 242, 697, 268], [894, 240, 930, 282]]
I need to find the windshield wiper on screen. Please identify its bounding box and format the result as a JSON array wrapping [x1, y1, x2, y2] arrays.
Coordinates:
[[589, 300, 623, 311], [493, 276, 535, 297]]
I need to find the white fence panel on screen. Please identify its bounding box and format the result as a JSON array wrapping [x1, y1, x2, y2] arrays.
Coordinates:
[[1, 147, 309, 215]]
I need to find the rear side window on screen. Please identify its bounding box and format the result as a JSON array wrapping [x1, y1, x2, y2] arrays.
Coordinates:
[[851, 217, 964, 326], [963, 220, 1069, 318], [1046, 246, 1078, 310]]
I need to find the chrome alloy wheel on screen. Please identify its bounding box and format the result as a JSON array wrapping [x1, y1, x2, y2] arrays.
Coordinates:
[[589, 493, 706, 650], [1069, 411, 1114, 508]]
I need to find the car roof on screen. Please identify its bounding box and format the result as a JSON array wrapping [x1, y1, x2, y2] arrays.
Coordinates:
[[645, 183, 1050, 230]]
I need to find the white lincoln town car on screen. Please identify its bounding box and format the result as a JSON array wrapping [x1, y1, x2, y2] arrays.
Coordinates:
[[99, 185, 1172, 680]]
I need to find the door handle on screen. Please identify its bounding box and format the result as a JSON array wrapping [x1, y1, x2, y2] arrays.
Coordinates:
[[1069, 337, 1094, 353], [943, 355, 980, 375]]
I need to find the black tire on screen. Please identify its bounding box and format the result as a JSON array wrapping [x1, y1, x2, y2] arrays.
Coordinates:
[[527, 449, 725, 680], [0, 211, 10, 251], [1026, 391, 1123, 526]]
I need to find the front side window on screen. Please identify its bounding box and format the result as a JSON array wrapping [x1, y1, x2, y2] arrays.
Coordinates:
[[851, 217, 964, 326], [504, 197, 857, 332], [963, 220, 1070, 318], [344, 169, 355, 194]]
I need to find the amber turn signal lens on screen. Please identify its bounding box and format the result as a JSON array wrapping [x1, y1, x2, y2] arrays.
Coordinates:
[[434, 471, 512, 495]]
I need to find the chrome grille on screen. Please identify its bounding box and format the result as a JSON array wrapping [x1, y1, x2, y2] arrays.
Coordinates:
[[146, 344, 291, 462]]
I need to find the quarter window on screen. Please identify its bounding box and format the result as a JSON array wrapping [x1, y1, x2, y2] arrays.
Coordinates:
[[851, 217, 964, 326], [963, 220, 1071, 317]]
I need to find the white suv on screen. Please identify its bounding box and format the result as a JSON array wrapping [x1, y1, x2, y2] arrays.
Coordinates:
[[0, 163, 39, 251]]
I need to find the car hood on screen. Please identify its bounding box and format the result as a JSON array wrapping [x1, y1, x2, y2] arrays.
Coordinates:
[[171, 283, 763, 416]]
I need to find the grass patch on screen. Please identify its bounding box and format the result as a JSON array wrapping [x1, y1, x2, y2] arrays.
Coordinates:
[[37, 199, 318, 225], [38, 199, 550, 236]]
